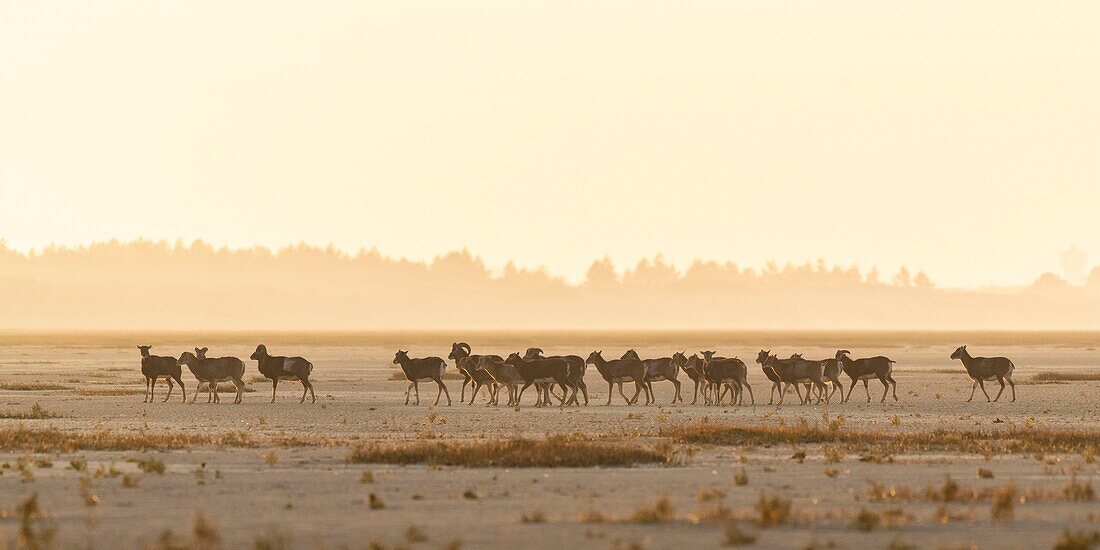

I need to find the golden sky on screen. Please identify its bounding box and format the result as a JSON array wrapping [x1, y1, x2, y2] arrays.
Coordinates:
[[1, 1, 1097, 287]]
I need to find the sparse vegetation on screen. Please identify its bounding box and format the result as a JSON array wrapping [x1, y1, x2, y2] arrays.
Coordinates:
[[991, 482, 1016, 521], [580, 509, 606, 523], [627, 496, 675, 523], [1053, 530, 1100, 550], [978, 468, 994, 479], [368, 493, 385, 510], [0, 403, 62, 419], [405, 526, 428, 543], [359, 470, 374, 483], [1062, 475, 1095, 502], [755, 494, 791, 527], [734, 468, 749, 486], [73, 387, 146, 396], [191, 512, 221, 550], [348, 437, 680, 468], [0, 426, 329, 453], [520, 511, 547, 524], [1029, 371, 1100, 383], [129, 455, 166, 474], [661, 421, 1098, 456], [0, 382, 69, 391], [723, 523, 757, 546], [850, 508, 880, 531], [12, 493, 57, 549]]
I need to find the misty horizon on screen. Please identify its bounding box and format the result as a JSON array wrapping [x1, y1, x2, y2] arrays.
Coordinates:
[[3, 238, 1098, 331]]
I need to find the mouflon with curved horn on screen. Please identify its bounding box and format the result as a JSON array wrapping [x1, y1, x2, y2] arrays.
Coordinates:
[[835, 350, 897, 403], [449, 342, 502, 405]]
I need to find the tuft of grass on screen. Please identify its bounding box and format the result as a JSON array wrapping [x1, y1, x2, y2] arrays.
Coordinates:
[[660, 421, 1098, 455], [405, 525, 428, 543], [263, 452, 278, 467], [991, 482, 1016, 521], [824, 446, 844, 464], [1062, 475, 1095, 502], [69, 459, 87, 471], [191, 512, 221, 550], [886, 537, 918, 550], [1053, 530, 1100, 550], [462, 489, 478, 500], [121, 474, 140, 488], [253, 531, 292, 550], [698, 488, 726, 502], [359, 470, 374, 483], [0, 403, 63, 419], [580, 509, 606, 523], [128, 455, 166, 474], [348, 436, 679, 468], [734, 468, 749, 486], [1029, 371, 1100, 383], [849, 509, 880, 531], [73, 388, 146, 396], [628, 496, 675, 523], [754, 494, 791, 528], [368, 493, 385, 510], [15, 493, 57, 548], [978, 468, 994, 479], [0, 382, 69, 391], [520, 511, 547, 524], [723, 523, 757, 546], [0, 426, 328, 453]]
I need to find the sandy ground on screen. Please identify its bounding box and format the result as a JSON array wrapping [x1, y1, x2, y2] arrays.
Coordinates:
[[0, 336, 1098, 549]]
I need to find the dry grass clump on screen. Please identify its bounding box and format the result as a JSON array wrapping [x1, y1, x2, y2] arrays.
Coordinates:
[[0, 426, 326, 453], [723, 523, 757, 546], [127, 455, 166, 474], [580, 508, 607, 523], [367, 493, 385, 510], [1062, 475, 1095, 502], [660, 420, 1097, 455], [991, 482, 1016, 521], [849, 509, 880, 531], [73, 387, 146, 396], [1053, 530, 1100, 550], [734, 468, 749, 486], [520, 511, 547, 524], [1029, 371, 1100, 383], [11, 493, 57, 548], [0, 403, 62, 420], [754, 494, 791, 527], [405, 526, 428, 542], [977, 468, 994, 479], [0, 382, 69, 391], [628, 496, 675, 523], [348, 436, 680, 468]]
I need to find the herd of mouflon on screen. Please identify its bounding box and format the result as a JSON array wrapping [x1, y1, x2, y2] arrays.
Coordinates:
[[137, 343, 1017, 406]]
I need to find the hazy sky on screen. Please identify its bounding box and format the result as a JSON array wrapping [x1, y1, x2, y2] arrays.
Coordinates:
[[1, 1, 1097, 287]]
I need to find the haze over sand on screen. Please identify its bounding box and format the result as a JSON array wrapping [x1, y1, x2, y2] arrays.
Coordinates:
[[2, 240, 1100, 330]]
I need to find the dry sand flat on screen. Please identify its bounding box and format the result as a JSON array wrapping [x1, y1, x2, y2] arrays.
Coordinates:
[[0, 333, 1098, 549]]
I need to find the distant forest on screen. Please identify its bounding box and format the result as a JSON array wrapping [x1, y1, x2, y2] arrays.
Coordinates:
[[1, 239, 1096, 330]]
